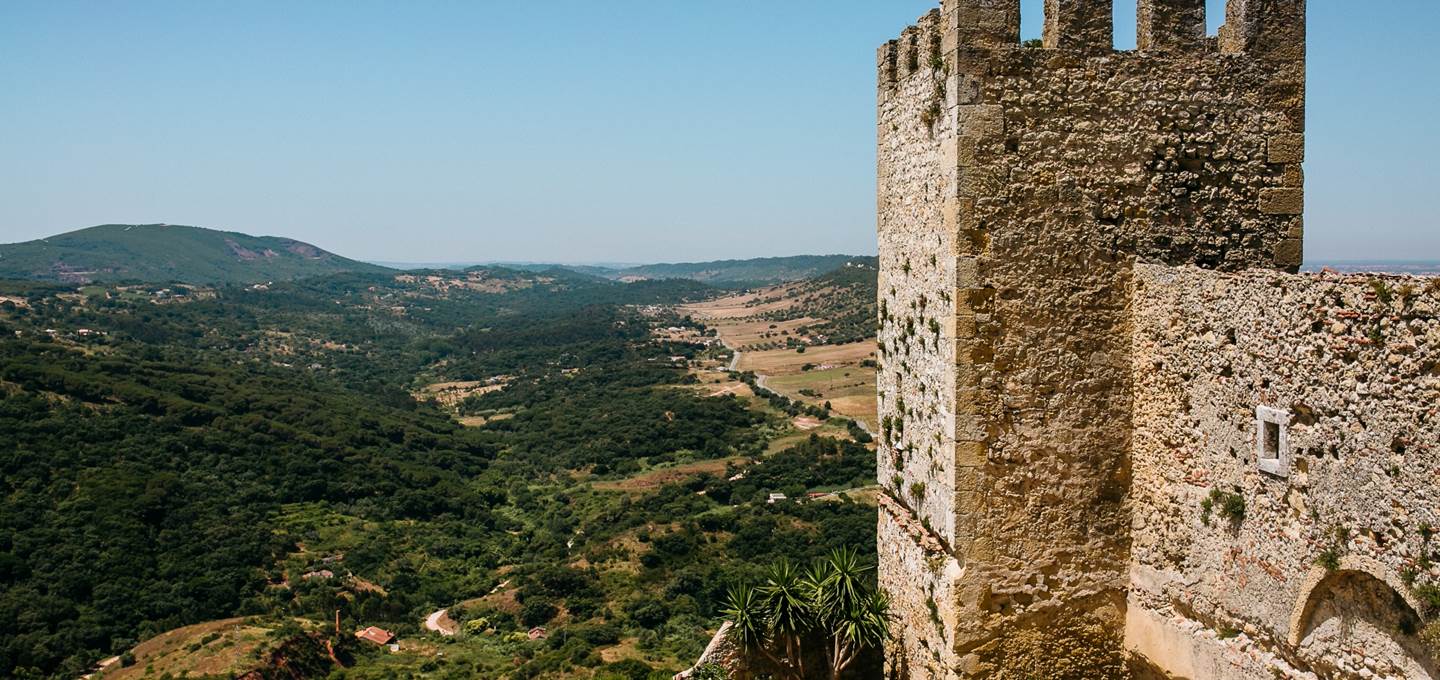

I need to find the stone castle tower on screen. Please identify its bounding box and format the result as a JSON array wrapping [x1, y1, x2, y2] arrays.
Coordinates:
[[876, 0, 1310, 676]]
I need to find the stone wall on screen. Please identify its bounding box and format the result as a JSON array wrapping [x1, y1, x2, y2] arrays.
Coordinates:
[[876, 9, 965, 676], [877, 0, 1306, 676], [878, 494, 963, 680], [1129, 265, 1440, 679]]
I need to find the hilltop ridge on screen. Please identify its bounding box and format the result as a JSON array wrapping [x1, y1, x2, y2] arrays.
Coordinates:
[[0, 224, 389, 284]]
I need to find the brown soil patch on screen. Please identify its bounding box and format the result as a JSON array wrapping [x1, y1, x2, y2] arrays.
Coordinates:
[[738, 341, 874, 373], [593, 458, 742, 493], [100, 617, 302, 680], [793, 416, 822, 430], [415, 380, 507, 409], [599, 636, 647, 663]]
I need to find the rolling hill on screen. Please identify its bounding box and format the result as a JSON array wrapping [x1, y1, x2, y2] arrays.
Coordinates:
[[614, 254, 863, 287], [0, 224, 390, 284]]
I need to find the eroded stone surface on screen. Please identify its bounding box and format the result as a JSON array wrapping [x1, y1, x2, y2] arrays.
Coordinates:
[[1129, 266, 1440, 679], [867, 1, 1390, 678]]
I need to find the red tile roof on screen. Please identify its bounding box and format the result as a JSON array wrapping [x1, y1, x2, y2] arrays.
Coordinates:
[[355, 626, 394, 645]]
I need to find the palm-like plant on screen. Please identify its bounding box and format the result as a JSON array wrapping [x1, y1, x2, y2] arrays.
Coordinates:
[[722, 584, 768, 651], [723, 583, 802, 680], [810, 547, 890, 680], [760, 559, 814, 678], [722, 548, 890, 680]]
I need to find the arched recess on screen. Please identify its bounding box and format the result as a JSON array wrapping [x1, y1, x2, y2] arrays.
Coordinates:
[[1289, 556, 1437, 679]]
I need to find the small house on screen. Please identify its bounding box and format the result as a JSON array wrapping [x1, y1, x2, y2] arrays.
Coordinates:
[[355, 626, 395, 646], [528, 626, 547, 641]]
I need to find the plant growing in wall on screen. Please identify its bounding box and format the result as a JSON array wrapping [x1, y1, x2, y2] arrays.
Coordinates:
[[1421, 623, 1440, 658], [1414, 584, 1440, 620], [1315, 526, 1348, 571], [1200, 488, 1245, 527], [1370, 279, 1394, 305]]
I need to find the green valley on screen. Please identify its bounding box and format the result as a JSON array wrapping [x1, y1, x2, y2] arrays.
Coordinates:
[[0, 261, 880, 680]]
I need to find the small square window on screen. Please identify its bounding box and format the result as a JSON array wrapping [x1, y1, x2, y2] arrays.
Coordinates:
[[1256, 406, 1291, 477]]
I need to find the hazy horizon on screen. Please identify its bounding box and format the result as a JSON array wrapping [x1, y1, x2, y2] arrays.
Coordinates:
[[2, 1, 1437, 263]]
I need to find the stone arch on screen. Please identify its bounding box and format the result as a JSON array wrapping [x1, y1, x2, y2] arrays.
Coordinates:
[[1288, 556, 1437, 679]]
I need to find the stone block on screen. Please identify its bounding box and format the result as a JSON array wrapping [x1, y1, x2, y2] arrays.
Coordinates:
[[958, 105, 1005, 139], [1267, 134, 1305, 164], [1282, 163, 1304, 187], [1259, 188, 1304, 215], [1274, 238, 1302, 267], [957, 441, 988, 467]]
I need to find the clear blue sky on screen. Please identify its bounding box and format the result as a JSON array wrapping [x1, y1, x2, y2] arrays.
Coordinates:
[[1, 1, 1435, 264]]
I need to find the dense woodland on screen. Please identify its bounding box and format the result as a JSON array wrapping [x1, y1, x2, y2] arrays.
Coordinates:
[[0, 267, 878, 679]]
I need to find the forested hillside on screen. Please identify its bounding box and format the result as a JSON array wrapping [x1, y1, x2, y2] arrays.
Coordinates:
[[0, 267, 878, 680], [0, 224, 388, 284], [612, 254, 862, 287]]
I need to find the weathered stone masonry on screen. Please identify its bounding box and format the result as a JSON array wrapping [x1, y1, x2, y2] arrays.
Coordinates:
[[1129, 266, 1440, 679], [874, 0, 1438, 677]]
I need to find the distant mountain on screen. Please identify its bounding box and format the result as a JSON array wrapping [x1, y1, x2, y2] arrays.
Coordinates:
[[611, 254, 866, 287], [0, 224, 390, 284]]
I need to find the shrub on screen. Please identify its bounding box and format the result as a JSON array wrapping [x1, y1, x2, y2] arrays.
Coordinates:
[[520, 601, 557, 628], [599, 659, 656, 680], [625, 596, 671, 629]]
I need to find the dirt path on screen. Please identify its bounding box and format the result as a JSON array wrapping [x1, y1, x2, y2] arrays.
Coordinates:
[[422, 579, 511, 636], [423, 608, 456, 636]]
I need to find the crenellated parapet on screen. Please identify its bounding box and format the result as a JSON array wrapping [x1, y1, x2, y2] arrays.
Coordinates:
[[1138, 0, 1208, 52], [1044, 0, 1114, 52]]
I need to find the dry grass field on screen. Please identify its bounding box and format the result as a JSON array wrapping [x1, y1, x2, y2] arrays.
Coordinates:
[[414, 380, 508, 410], [680, 284, 878, 429], [679, 282, 805, 319], [736, 341, 872, 373], [591, 457, 745, 493], [99, 617, 314, 680]]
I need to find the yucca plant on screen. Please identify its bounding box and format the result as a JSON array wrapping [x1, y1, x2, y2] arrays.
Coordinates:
[[810, 547, 890, 680], [721, 547, 890, 680], [760, 559, 815, 678], [722, 583, 802, 680], [722, 584, 769, 651]]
